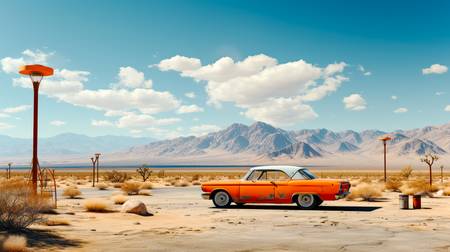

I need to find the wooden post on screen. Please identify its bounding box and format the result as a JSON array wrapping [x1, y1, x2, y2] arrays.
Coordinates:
[[91, 157, 96, 187]]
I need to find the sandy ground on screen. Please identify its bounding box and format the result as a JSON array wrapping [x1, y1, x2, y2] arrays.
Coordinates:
[[24, 184, 450, 252]]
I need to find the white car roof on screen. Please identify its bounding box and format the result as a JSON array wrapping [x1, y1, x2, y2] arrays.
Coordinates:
[[248, 165, 306, 178]]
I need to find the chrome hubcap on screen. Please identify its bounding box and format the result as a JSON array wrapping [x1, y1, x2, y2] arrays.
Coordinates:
[[214, 192, 229, 206], [298, 194, 314, 208]]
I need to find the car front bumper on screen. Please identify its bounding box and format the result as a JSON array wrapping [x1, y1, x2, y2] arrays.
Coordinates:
[[201, 192, 211, 200]]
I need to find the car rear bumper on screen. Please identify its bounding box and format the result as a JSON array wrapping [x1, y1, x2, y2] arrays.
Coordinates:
[[335, 192, 350, 199], [201, 193, 211, 200]]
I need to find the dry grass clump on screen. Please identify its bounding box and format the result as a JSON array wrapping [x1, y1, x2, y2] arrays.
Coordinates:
[[42, 218, 70, 226], [384, 177, 403, 192], [399, 165, 413, 179], [84, 199, 110, 212], [62, 186, 82, 199], [2, 235, 27, 252], [192, 181, 201, 186], [400, 180, 439, 195], [174, 180, 190, 187], [0, 179, 47, 231], [443, 187, 450, 196], [96, 183, 108, 190], [111, 194, 128, 205], [138, 189, 152, 196], [104, 170, 129, 183], [139, 182, 153, 190], [112, 183, 123, 188], [346, 182, 383, 201], [121, 181, 142, 195]]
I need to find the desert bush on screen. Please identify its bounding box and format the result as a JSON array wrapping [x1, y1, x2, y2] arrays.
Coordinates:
[[138, 189, 152, 196], [156, 170, 165, 178], [136, 165, 152, 182], [2, 235, 27, 252], [346, 182, 383, 201], [121, 181, 142, 195], [62, 186, 81, 199], [174, 180, 190, 187], [111, 194, 128, 205], [0, 180, 47, 231], [192, 174, 200, 182], [42, 218, 70, 226], [139, 182, 153, 190], [192, 181, 201, 186], [96, 183, 108, 190], [84, 199, 109, 212], [443, 187, 450, 196], [112, 183, 123, 188], [385, 177, 403, 192], [399, 165, 413, 179], [104, 170, 129, 183], [400, 180, 439, 195]]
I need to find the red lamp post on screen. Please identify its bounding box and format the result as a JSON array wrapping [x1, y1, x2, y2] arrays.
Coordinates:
[[95, 153, 101, 182], [19, 64, 54, 194], [379, 135, 392, 182]]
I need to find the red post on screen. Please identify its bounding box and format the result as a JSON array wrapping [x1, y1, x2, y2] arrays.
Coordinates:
[[383, 141, 387, 182], [32, 81, 40, 194], [91, 157, 96, 187]]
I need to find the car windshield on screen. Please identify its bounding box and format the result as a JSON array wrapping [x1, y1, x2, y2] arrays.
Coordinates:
[[291, 169, 317, 180]]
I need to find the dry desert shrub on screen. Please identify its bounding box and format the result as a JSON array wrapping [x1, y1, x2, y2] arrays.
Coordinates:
[[84, 199, 109, 212], [139, 182, 153, 190], [42, 218, 70, 226], [96, 183, 108, 190], [399, 165, 413, 179], [192, 181, 201, 186], [443, 187, 450, 196], [346, 182, 383, 201], [174, 180, 190, 187], [138, 189, 152, 196], [2, 235, 27, 252], [112, 194, 128, 205], [384, 177, 403, 192], [0, 179, 47, 231], [62, 186, 81, 199], [104, 170, 129, 183], [121, 181, 142, 195], [112, 183, 123, 188], [400, 180, 439, 195]]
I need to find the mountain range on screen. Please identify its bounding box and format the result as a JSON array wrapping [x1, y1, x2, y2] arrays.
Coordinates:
[[1, 122, 449, 168], [113, 121, 450, 168]]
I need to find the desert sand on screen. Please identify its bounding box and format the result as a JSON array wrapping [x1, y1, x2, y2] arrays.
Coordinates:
[[23, 181, 450, 252]]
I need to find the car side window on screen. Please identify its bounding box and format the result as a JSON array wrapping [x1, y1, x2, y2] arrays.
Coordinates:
[[266, 170, 290, 181], [292, 171, 307, 180], [247, 170, 264, 181]]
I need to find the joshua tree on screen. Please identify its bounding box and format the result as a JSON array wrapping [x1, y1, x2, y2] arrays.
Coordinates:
[[136, 164, 152, 182], [420, 153, 439, 186]]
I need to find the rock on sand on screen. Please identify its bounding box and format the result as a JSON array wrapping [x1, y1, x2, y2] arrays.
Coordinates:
[[120, 200, 153, 216]]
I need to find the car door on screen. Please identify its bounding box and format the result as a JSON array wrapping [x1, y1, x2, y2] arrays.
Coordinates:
[[239, 170, 275, 203], [266, 170, 292, 203]]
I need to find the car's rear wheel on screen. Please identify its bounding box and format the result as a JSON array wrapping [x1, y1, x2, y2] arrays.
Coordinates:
[[212, 191, 231, 208], [295, 194, 319, 209]]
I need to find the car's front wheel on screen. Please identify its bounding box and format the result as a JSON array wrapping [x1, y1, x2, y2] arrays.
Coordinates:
[[295, 194, 319, 209], [212, 191, 232, 208]]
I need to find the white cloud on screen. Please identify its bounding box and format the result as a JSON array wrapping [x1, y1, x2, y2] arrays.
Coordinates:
[[157, 55, 201, 72], [422, 64, 448, 75], [184, 92, 196, 99], [343, 94, 367, 111], [50, 120, 66, 126], [0, 122, 13, 130], [91, 120, 114, 127], [391, 95, 398, 100], [1, 49, 52, 73], [147, 127, 183, 139], [116, 113, 180, 129], [394, 107, 408, 113], [189, 124, 221, 136], [435, 91, 445, 96], [445, 105, 450, 112], [177, 104, 204, 114], [117, 66, 152, 89], [2, 105, 31, 114], [244, 97, 318, 126], [158, 54, 347, 125], [357, 65, 371, 76]]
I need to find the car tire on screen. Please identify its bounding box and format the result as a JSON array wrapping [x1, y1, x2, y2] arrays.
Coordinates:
[[295, 194, 319, 209], [212, 191, 232, 208]]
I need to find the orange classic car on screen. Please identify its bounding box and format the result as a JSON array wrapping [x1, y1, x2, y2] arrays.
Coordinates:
[[201, 166, 350, 209]]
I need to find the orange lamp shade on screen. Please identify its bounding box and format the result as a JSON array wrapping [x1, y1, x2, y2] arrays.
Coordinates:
[[19, 64, 54, 76], [379, 135, 392, 141]]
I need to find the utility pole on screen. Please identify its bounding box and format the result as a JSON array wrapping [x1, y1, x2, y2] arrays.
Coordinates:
[[95, 153, 101, 183], [379, 136, 392, 182], [90, 157, 97, 187]]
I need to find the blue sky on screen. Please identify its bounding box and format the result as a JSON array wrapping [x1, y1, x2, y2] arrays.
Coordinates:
[[0, 0, 449, 139]]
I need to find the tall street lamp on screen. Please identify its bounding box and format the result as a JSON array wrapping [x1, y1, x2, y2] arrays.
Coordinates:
[[19, 65, 53, 194], [7, 162, 12, 179], [90, 157, 97, 187], [95, 153, 101, 183], [379, 135, 392, 182]]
